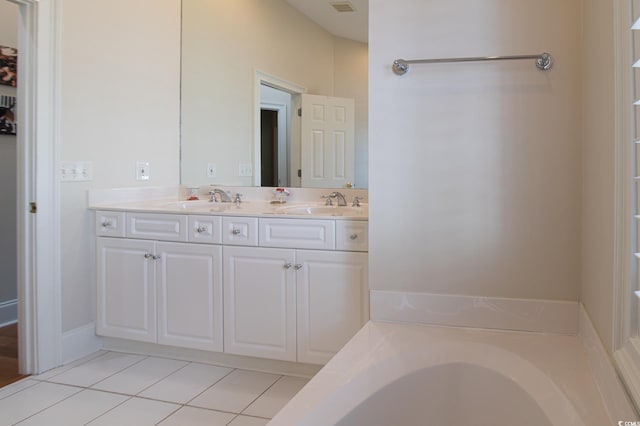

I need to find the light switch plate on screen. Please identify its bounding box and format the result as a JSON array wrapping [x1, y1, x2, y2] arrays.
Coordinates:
[[207, 162, 217, 178], [136, 161, 150, 180], [60, 161, 93, 182]]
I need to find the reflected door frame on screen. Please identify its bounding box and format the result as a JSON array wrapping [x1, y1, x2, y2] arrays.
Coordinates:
[[253, 70, 306, 187]]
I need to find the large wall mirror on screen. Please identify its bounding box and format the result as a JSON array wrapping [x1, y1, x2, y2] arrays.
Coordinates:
[[180, 0, 368, 189]]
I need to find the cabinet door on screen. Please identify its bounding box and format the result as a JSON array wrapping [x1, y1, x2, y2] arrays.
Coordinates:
[[296, 250, 368, 364], [223, 246, 296, 361], [156, 242, 223, 352], [96, 237, 156, 342]]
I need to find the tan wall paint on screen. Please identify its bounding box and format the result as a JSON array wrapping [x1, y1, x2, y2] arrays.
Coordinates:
[[59, 0, 181, 331], [581, 0, 616, 352], [369, 0, 582, 300]]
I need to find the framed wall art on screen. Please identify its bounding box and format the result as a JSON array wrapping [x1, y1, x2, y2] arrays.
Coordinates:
[[0, 96, 16, 135], [0, 46, 17, 87]]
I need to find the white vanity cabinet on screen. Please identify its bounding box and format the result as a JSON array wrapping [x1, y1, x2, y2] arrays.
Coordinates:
[[223, 246, 296, 361], [96, 235, 223, 352], [97, 237, 157, 343], [224, 217, 369, 364], [295, 250, 368, 365], [95, 208, 368, 365]]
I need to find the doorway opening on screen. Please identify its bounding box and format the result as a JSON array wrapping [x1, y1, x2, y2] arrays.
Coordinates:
[[0, 0, 25, 387]]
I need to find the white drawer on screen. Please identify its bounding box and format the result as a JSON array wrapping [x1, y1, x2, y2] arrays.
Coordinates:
[[95, 210, 126, 237], [127, 213, 187, 242], [188, 215, 222, 244], [336, 220, 368, 252], [260, 218, 335, 250], [222, 216, 258, 246]]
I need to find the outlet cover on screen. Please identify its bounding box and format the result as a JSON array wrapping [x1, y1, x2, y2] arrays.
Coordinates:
[[239, 163, 253, 177], [136, 161, 150, 180], [207, 163, 217, 178]]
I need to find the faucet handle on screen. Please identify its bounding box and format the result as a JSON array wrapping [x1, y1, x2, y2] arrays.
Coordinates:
[[321, 195, 333, 206], [234, 193, 243, 205], [352, 196, 363, 207]]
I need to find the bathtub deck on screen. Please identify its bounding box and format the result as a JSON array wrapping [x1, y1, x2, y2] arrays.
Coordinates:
[[270, 321, 613, 426]]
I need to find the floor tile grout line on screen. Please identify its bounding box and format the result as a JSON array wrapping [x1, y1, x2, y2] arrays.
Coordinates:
[[151, 402, 182, 426], [83, 354, 150, 389], [182, 366, 237, 406], [239, 373, 284, 416], [10, 383, 85, 425], [0, 379, 39, 401], [35, 350, 110, 381], [131, 359, 193, 397], [80, 394, 135, 426]]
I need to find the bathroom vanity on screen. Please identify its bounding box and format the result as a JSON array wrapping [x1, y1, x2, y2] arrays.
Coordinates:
[[92, 192, 368, 366]]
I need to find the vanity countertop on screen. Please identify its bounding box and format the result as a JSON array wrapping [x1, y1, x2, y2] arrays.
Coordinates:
[[89, 198, 368, 220]]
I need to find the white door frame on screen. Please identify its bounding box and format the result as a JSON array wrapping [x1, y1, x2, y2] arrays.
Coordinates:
[[253, 70, 306, 187], [11, 0, 62, 374]]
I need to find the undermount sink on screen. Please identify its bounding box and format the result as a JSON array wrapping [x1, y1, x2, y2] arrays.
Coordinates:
[[276, 204, 367, 217]]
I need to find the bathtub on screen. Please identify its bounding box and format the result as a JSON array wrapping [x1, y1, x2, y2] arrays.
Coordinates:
[[270, 321, 610, 426]]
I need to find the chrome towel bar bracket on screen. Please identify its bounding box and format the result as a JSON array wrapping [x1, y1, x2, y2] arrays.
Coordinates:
[[392, 52, 553, 75]]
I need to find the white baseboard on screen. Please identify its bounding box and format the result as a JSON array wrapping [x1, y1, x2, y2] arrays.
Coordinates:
[[0, 299, 18, 328], [61, 322, 102, 364], [370, 290, 578, 334], [579, 305, 638, 421]]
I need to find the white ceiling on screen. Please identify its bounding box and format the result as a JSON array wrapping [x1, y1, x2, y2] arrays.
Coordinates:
[[284, 0, 368, 44]]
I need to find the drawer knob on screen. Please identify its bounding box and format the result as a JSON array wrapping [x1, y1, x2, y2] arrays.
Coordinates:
[[350, 233, 358, 240], [196, 225, 207, 233], [294, 264, 303, 270], [283, 263, 292, 269], [101, 220, 113, 228], [232, 228, 241, 235]]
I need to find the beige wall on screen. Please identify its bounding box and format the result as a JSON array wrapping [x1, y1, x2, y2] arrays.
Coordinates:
[[581, 0, 616, 352], [59, 0, 181, 331], [369, 0, 582, 300]]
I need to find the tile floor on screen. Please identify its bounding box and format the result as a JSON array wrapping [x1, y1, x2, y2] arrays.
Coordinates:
[[0, 350, 310, 425]]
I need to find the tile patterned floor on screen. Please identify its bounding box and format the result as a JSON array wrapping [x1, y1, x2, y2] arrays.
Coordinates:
[[0, 351, 309, 425]]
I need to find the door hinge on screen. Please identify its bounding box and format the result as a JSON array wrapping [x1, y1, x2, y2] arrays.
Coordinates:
[[29, 202, 37, 214], [298, 169, 302, 177], [297, 108, 302, 117]]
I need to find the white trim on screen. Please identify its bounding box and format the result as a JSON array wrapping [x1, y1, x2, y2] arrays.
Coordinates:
[[579, 304, 638, 421], [12, 0, 62, 374], [61, 322, 102, 364], [0, 299, 18, 327], [253, 70, 306, 187], [370, 290, 578, 335]]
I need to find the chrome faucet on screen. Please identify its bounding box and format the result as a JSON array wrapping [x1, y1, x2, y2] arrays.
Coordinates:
[[328, 191, 348, 207], [208, 188, 232, 203]]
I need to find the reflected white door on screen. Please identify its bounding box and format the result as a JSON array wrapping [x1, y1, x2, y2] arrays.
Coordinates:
[[301, 94, 355, 188]]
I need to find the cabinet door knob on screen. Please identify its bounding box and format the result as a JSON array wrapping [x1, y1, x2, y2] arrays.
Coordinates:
[[196, 225, 207, 233], [350, 233, 358, 240], [152, 254, 161, 260], [231, 228, 241, 235], [294, 264, 303, 270], [144, 253, 153, 259], [283, 263, 292, 269]]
